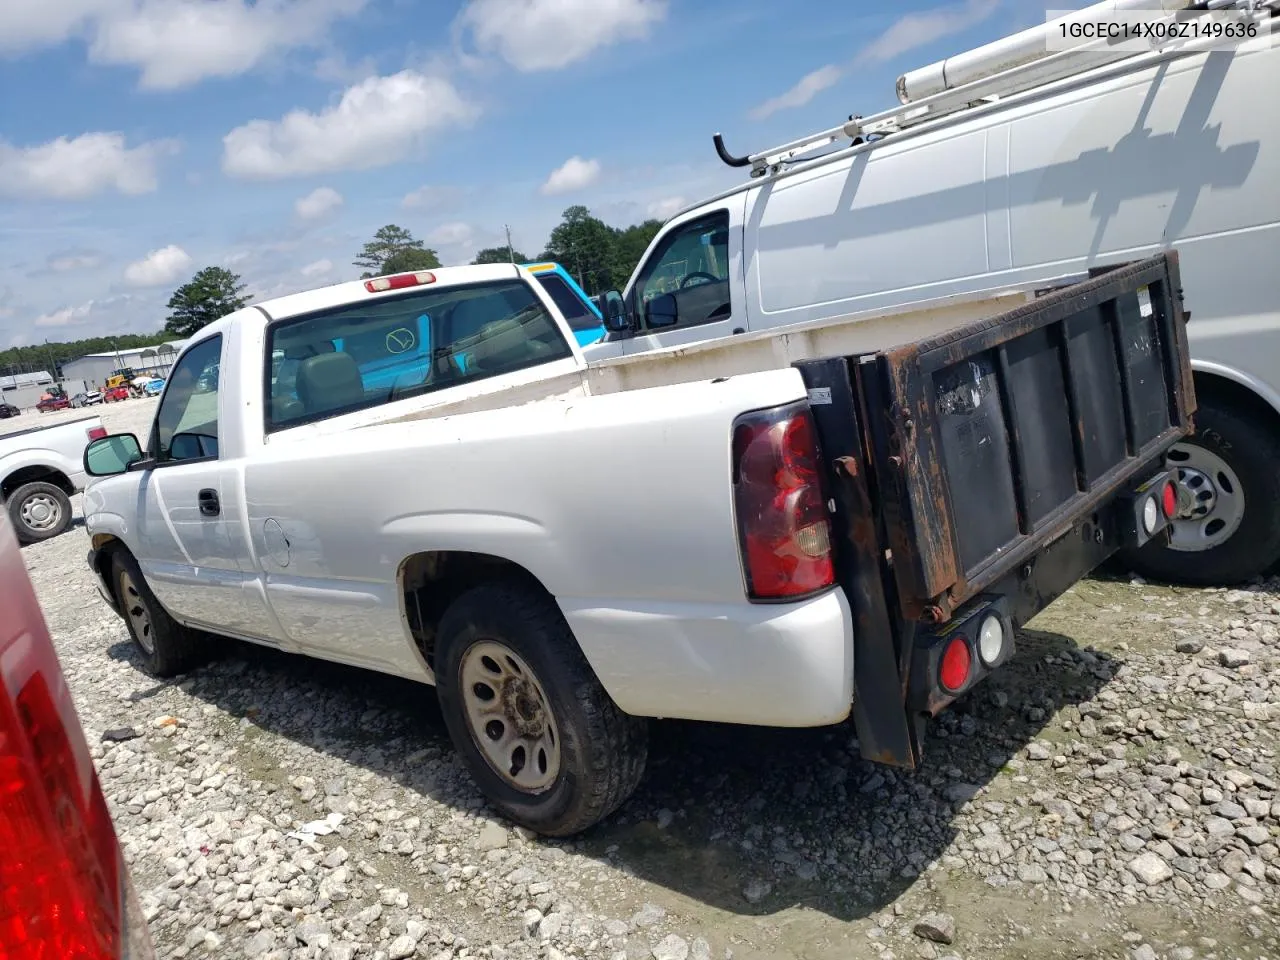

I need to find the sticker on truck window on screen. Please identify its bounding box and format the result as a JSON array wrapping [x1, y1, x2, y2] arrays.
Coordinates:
[[1137, 285, 1153, 318]]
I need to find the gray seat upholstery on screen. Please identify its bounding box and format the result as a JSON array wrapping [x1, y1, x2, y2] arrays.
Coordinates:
[[295, 352, 365, 415]]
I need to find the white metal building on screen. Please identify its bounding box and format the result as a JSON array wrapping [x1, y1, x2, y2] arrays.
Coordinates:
[[0, 370, 54, 392], [59, 340, 187, 387]]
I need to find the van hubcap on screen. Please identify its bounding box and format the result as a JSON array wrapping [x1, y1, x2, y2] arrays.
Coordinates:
[[20, 493, 61, 532], [1164, 442, 1244, 552], [459, 641, 561, 793], [118, 569, 156, 654]]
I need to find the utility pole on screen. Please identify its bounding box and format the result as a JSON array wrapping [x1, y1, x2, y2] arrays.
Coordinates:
[[504, 224, 515, 264], [43, 339, 58, 382]]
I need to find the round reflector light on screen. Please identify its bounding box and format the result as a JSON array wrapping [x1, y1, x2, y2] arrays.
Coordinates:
[[939, 637, 972, 693], [1142, 494, 1159, 534], [977, 614, 1004, 666], [1161, 480, 1177, 519]]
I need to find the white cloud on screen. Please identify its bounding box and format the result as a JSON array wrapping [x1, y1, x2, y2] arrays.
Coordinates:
[[401, 184, 463, 211], [426, 222, 474, 247], [300, 258, 334, 278], [222, 70, 476, 180], [857, 0, 999, 65], [294, 186, 343, 221], [749, 64, 843, 121], [540, 156, 601, 196], [123, 244, 193, 287], [0, 0, 111, 54], [647, 196, 686, 220], [456, 0, 667, 71], [34, 300, 97, 328], [89, 0, 368, 90], [43, 250, 106, 273], [0, 132, 177, 200]]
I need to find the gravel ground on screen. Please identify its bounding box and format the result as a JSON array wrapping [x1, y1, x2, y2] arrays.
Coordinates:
[[15, 398, 1280, 960]]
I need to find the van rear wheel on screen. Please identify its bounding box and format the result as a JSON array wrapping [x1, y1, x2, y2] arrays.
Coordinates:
[[434, 580, 648, 837], [1119, 397, 1280, 585]]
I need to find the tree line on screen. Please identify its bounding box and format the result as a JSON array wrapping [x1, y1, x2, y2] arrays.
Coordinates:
[[5, 205, 667, 359]]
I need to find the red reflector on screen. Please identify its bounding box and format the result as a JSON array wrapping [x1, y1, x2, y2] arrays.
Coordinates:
[[87, 426, 107, 442], [364, 271, 436, 293], [1161, 480, 1177, 519], [732, 404, 834, 600], [939, 637, 972, 693]]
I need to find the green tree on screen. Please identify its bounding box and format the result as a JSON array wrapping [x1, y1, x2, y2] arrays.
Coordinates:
[[472, 246, 529, 265], [541, 205, 618, 295], [164, 267, 251, 338], [609, 219, 663, 289], [355, 224, 430, 277], [380, 247, 442, 275]]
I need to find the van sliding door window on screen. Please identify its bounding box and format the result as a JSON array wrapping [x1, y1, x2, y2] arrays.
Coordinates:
[[634, 211, 731, 330]]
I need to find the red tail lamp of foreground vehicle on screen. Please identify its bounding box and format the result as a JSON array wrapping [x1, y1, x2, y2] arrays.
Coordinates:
[[0, 514, 156, 960], [731, 402, 836, 600]]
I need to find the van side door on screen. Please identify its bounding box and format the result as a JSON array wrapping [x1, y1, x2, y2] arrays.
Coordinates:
[[620, 196, 748, 354]]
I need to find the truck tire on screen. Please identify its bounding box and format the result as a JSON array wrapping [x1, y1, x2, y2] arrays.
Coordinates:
[[7, 481, 73, 543], [434, 580, 648, 837], [1119, 397, 1280, 585], [109, 548, 209, 677]]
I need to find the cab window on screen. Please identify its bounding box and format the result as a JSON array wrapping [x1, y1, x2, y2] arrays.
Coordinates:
[[535, 273, 602, 333], [152, 335, 222, 463], [633, 211, 731, 330], [266, 278, 573, 432]]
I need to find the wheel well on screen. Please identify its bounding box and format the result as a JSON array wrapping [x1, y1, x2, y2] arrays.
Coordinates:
[[1192, 371, 1280, 434], [399, 551, 550, 669], [90, 535, 125, 601], [2, 466, 74, 501]]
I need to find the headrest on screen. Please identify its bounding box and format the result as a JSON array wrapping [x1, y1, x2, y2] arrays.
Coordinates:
[[295, 352, 365, 414]]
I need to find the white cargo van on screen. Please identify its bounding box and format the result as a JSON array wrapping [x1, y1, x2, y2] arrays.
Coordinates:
[[588, 3, 1280, 587]]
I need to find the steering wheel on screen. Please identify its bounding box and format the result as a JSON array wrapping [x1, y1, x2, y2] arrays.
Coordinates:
[[679, 271, 719, 289]]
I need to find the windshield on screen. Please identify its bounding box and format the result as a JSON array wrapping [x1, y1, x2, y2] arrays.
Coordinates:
[[265, 278, 573, 432]]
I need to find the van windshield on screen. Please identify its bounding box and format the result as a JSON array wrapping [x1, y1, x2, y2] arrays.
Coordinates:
[[265, 278, 573, 432]]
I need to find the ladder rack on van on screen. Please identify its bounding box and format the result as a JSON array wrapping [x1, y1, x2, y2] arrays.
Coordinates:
[[712, 0, 1279, 178]]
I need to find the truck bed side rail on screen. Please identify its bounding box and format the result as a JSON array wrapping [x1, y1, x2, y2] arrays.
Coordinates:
[[861, 251, 1194, 622]]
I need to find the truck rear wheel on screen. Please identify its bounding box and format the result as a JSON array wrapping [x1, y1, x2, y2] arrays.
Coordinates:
[[109, 549, 209, 677], [8, 481, 72, 543], [1119, 397, 1280, 585], [434, 580, 648, 837]]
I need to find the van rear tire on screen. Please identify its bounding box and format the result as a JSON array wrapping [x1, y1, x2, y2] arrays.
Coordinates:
[[1118, 397, 1280, 586]]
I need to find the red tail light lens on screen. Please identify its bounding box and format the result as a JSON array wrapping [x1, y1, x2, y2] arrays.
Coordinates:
[[1161, 479, 1177, 519], [732, 403, 835, 600], [939, 636, 972, 693], [365, 271, 436, 293], [1, 515, 153, 959], [87, 427, 107, 442]]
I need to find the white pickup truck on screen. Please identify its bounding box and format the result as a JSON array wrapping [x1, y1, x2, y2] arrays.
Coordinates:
[[1, 414, 106, 542], [83, 258, 1196, 835]]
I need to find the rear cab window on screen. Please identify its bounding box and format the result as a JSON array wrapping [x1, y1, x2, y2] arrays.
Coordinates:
[[265, 278, 573, 432]]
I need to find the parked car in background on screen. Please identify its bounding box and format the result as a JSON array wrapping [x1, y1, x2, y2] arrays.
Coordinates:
[[103, 385, 130, 403], [36, 395, 70, 413], [0, 402, 20, 418], [71, 391, 104, 408], [2, 414, 106, 542], [0, 509, 157, 959], [142, 379, 165, 397]]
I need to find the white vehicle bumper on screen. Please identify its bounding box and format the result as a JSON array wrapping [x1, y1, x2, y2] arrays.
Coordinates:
[[560, 587, 854, 728]]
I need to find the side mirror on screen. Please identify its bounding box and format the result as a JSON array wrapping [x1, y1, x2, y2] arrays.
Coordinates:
[[84, 434, 145, 477], [645, 293, 679, 329], [598, 290, 630, 333]]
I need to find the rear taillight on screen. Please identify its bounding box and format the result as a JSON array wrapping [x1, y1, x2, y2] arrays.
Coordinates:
[[87, 427, 107, 442], [1161, 479, 1178, 519], [1, 516, 154, 959], [731, 403, 835, 600]]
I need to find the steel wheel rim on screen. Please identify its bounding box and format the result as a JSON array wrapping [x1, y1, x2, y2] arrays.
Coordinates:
[[118, 569, 156, 654], [459, 640, 561, 794], [19, 493, 62, 532], [1164, 442, 1245, 552]]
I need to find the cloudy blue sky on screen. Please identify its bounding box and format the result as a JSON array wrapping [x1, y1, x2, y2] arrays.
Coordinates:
[[0, 0, 1053, 347]]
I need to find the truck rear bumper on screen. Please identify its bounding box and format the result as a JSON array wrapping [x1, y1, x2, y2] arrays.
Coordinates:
[[560, 587, 854, 727]]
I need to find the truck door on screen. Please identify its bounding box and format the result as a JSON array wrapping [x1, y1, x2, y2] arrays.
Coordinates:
[[132, 335, 268, 638], [621, 196, 747, 354]]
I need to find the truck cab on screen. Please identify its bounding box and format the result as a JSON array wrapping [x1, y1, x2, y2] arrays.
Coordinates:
[[522, 262, 606, 348]]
